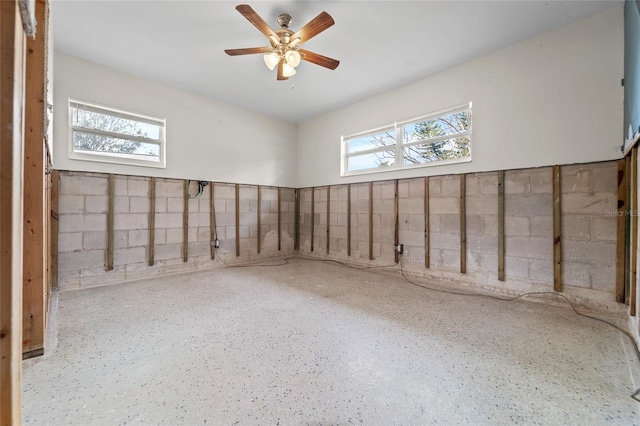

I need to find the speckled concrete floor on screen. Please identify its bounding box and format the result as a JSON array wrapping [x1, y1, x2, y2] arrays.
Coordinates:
[[23, 258, 640, 425]]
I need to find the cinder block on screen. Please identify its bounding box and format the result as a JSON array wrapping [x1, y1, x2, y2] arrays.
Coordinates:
[[239, 199, 251, 213], [58, 232, 83, 252], [561, 193, 616, 215], [561, 216, 591, 240], [60, 214, 106, 233], [480, 173, 498, 195], [83, 231, 107, 250], [440, 248, 460, 269], [214, 184, 236, 199], [505, 236, 552, 260], [562, 239, 616, 266], [561, 262, 591, 289], [561, 166, 591, 194], [59, 249, 105, 271], [166, 228, 183, 244], [406, 213, 426, 232], [465, 174, 480, 195], [466, 195, 498, 215], [156, 179, 183, 197], [429, 197, 459, 215], [439, 215, 460, 234], [130, 197, 150, 214], [60, 174, 107, 196], [466, 215, 484, 235], [529, 168, 552, 194], [380, 182, 395, 199], [399, 197, 423, 215], [530, 216, 552, 237], [85, 195, 108, 214], [592, 217, 616, 241], [154, 229, 166, 245], [430, 232, 459, 250], [126, 178, 149, 197], [504, 255, 529, 279], [467, 234, 497, 254], [505, 194, 552, 217], [505, 171, 530, 194], [428, 177, 442, 196], [114, 213, 148, 231], [154, 243, 182, 261], [59, 195, 85, 214], [589, 263, 616, 291], [528, 258, 552, 283], [167, 197, 184, 213], [114, 196, 129, 213], [114, 230, 128, 249], [114, 247, 146, 266], [129, 229, 149, 247], [156, 213, 182, 229], [592, 162, 617, 193], [484, 215, 498, 236], [441, 176, 460, 196], [505, 216, 529, 237], [114, 177, 127, 196], [155, 197, 167, 213]]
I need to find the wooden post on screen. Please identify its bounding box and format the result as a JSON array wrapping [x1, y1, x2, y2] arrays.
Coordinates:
[[148, 178, 156, 266], [50, 170, 59, 289], [632, 148, 638, 316], [497, 171, 505, 281], [210, 182, 216, 260], [616, 158, 627, 303], [552, 166, 562, 292], [460, 174, 466, 274], [106, 174, 115, 270], [326, 186, 330, 254], [294, 189, 300, 251], [347, 184, 352, 257], [311, 187, 315, 252], [369, 182, 374, 261], [626, 156, 633, 305], [182, 180, 189, 262], [257, 185, 261, 254], [235, 184, 240, 257], [0, 0, 27, 420], [424, 176, 430, 269], [22, 0, 47, 357], [277, 187, 281, 251], [394, 179, 399, 264]]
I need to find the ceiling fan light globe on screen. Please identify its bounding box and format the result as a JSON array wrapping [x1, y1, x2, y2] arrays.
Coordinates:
[[282, 63, 296, 77], [263, 52, 279, 70], [285, 50, 301, 67]]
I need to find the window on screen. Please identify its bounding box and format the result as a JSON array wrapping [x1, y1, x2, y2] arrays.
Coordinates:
[[69, 100, 166, 167], [342, 102, 472, 175]]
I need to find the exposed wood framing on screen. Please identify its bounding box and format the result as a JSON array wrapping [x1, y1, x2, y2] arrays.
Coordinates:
[[326, 186, 331, 254], [460, 174, 466, 274], [311, 187, 315, 252], [632, 148, 638, 316], [424, 177, 430, 269], [369, 182, 374, 261], [235, 184, 240, 257], [347, 184, 351, 256], [394, 179, 399, 264], [627, 156, 633, 305], [552, 165, 562, 292], [294, 189, 300, 251], [497, 171, 505, 281], [106, 174, 115, 270], [617, 158, 627, 303], [182, 180, 189, 262], [210, 182, 216, 260], [50, 170, 59, 289], [0, 0, 27, 419], [257, 185, 261, 254], [22, 0, 47, 357], [277, 187, 281, 251], [148, 177, 156, 266]]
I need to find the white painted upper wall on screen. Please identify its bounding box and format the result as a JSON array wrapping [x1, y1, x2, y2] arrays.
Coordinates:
[[297, 6, 624, 188], [53, 53, 298, 187]]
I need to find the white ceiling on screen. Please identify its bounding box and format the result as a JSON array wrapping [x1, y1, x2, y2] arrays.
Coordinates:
[[51, 0, 621, 123]]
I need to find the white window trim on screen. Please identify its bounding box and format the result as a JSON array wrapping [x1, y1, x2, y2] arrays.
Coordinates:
[[341, 102, 472, 177], [68, 99, 166, 168]]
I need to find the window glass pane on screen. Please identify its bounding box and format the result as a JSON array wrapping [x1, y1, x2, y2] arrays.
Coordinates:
[[348, 152, 395, 172], [71, 107, 161, 140], [347, 129, 396, 153], [73, 131, 160, 162], [404, 111, 470, 144], [402, 136, 471, 165]]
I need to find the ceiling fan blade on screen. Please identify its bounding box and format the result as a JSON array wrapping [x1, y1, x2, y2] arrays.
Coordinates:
[[235, 4, 279, 44], [277, 61, 288, 80], [299, 49, 340, 70], [225, 47, 273, 56], [289, 11, 334, 47]]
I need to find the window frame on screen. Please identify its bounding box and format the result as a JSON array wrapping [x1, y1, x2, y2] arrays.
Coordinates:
[[341, 102, 472, 177], [68, 99, 166, 168]]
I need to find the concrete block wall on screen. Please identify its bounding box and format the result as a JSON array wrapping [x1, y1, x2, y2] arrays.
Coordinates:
[[57, 172, 295, 290], [298, 161, 620, 309]]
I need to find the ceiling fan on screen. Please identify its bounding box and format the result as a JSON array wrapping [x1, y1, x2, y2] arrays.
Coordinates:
[[224, 4, 340, 81]]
